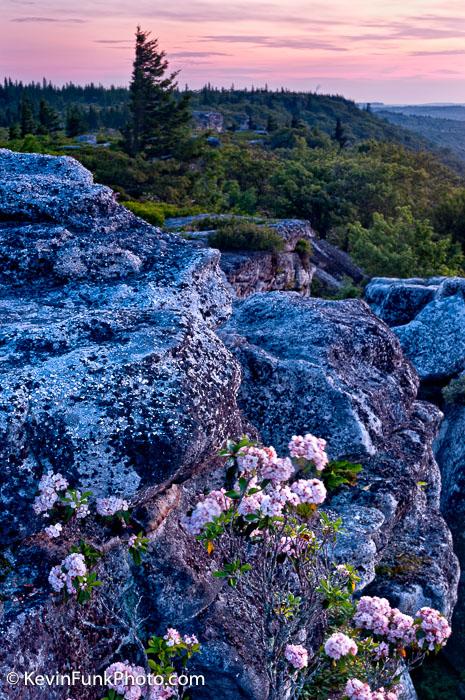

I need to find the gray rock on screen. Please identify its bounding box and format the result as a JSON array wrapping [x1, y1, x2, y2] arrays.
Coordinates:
[[366, 276, 465, 381], [0, 149, 242, 546], [164, 216, 363, 298], [434, 403, 465, 668], [221, 292, 458, 613]]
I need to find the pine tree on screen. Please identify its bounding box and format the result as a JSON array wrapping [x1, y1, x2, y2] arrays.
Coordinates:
[[38, 98, 61, 134], [66, 105, 85, 137], [9, 123, 21, 140], [124, 27, 191, 157], [20, 97, 36, 136], [333, 118, 348, 149]]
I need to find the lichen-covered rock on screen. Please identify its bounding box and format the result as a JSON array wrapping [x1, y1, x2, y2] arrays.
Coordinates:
[[0, 150, 267, 700], [0, 149, 242, 547], [221, 292, 458, 613], [366, 277, 465, 381], [433, 404, 465, 668], [164, 216, 316, 297], [219, 249, 314, 297]]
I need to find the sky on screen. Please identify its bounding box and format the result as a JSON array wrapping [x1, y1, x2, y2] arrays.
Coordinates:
[[1, 0, 465, 103]]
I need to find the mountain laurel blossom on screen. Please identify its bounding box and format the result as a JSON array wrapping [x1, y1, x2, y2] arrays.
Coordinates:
[[33, 471, 69, 515], [324, 632, 358, 660], [96, 496, 129, 517], [416, 607, 452, 650], [345, 679, 399, 700], [288, 434, 329, 471], [182, 489, 232, 535], [284, 643, 309, 669], [48, 552, 87, 595], [44, 523, 63, 538], [353, 596, 451, 650]]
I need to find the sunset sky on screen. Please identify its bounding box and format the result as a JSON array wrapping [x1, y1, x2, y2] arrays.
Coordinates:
[[1, 0, 465, 103]]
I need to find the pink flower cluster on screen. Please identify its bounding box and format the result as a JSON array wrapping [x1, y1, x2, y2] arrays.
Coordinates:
[[345, 679, 399, 700], [163, 628, 198, 648], [416, 607, 451, 650], [66, 490, 90, 519], [288, 434, 329, 471], [353, 596, 450, 650], [324, 632, 357, 660], [33, 471, 69, 515], [48, 552, 87, 595], [96, 496, 129, 517], [105, 661, 148, 700], [237, 478, 326, 519], [284, 643, 308, 669], [290, 478, 327, 505], [236, 445, 278, 477], [45, 523, 63, 538], [354, 596, 415, 645], [236, 445, 296, 484], [183, 489, 232, 535]]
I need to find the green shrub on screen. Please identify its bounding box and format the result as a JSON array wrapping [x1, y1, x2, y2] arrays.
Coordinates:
[[294, 238, 313, 257], [348, 207, 464, 278], [208, 221, 284, 252], [123, 201, 201, 227], [443, 375, 465, 405]]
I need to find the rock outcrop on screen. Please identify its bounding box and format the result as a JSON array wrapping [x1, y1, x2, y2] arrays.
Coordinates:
[[164, 216, 364, 298], [366, 275, 465, 671], [0, 152, 458, 700], [221, 292, 458, 614], [0, 149, 261, 699], [365, 276, 465, 382]]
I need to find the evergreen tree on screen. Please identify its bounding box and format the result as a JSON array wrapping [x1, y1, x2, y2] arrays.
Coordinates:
[[38, 98, 61, 134], [66, 105, 86, 137], [333, 118, 348, 149], [124, 27, 191, 157], [20, 97, 36, 136], [8, 123, 20, 140]]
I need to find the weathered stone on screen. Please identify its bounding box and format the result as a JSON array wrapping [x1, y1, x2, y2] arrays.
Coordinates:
[[221, 292, 458, 613], [434, 403, 465, 668], [0, 149, 242, 546], [366, 276, 465, 381]]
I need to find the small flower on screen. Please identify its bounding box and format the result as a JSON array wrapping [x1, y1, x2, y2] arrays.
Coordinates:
[[290, 478, 327, 505], [324, 632, 358, 660], [284, 643, 308, 670], [164, 628, 182, 647], [345, 678, 373, 700], [415, 607, 451, 650], [45, 523, 63, 539], [288, 433, 328, 471], [96, 496, 129, 517]]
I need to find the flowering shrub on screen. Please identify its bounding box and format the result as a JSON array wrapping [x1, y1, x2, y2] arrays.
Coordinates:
[[128, 533, 150, 565], [183, 435, 451, 700], [96, 496, 130, 523], [101, 629, 201, 700], [32, 470, 151, 603], [48, 542, 102, 604]]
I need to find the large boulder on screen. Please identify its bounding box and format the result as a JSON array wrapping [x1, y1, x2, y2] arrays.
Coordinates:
[[221, 292, 458, 614], [365, 277, 465, 381], [435, 403, 465, 668], [0, 150, 244, 546], [0, 150, 264, 699]]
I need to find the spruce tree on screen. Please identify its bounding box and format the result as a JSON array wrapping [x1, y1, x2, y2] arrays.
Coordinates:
[[333, 118, 348, 149], [20, 97, 36, 136], [38, 99, 61, 134], [66, 105, 85, 137], [124, 27, 191, 157]]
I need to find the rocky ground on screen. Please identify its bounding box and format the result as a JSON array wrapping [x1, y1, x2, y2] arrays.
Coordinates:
[[0, 150, 461, 699], [164, 215, 364, 298]]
